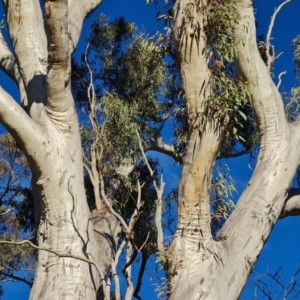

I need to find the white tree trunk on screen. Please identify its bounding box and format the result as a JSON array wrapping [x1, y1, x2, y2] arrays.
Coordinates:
[[0, 0, 121, 299], [169, 0, 300, 299]]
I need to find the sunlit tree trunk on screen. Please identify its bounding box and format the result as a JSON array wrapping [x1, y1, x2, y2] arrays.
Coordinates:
[[169, 0, 300, 299], [0, 0, 117, 299]]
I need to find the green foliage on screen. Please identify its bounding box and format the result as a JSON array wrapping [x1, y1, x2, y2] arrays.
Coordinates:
[[72, 15, 168, 167], [0, 134, 34, 233], [283, 36, 300, 123], [0, 133, 35, 290], [211, 163, 236, 236], [293, 35, 300, 80], [205, 0, 255, 151], [219, 104, 259, 158], [284, 88, 300, 122], [100, 93, 139, 164], [72, 15, 170, 250], [207, 0, 241, 63], [0, 236, 35, 283]]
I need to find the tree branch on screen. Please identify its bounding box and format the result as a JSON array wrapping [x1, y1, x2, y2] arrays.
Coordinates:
[[0, 31, 20, 82], [99, 175, 129, 232], [277, 71, 287, 89], [0, 271, 33, 287], [217, 149, 252, 160], [154, 177, 165, 251], [0, 206, 14, 216], [280, 188, 300, 219], [123, 242, 134, 300], [265, 0, 292, 70], [234, 0, 288, 147], [110, 240, 126, 300], [0, 87, 46, 162], [3, 0, 47, 119], [68, 0, 103, 53], [45, 0, 73, 113], [137, 129, 164, 251], [0, 31, 27, 107], [144, 135, 182, 164], [133, 254, 148, 300]]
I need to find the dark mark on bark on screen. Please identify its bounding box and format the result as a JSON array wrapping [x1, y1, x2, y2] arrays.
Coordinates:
[[59, 169, 67, 186]]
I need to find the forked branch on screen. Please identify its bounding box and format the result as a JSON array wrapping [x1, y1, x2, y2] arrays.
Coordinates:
[[265, 0, 292, 69]]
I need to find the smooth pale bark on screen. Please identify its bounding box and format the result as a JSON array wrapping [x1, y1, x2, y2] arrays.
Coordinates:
[[169, 1, 300, 299], [0, 0, 122, 299], [169, 0, 225, 296]]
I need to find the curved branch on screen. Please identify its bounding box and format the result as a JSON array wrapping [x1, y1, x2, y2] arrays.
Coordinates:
[[144, 135, 183, 164], [0, 271, 33, 287], [277, 71, 287, 89], [68, 0, 103, 53], [0, 31, 20, 83], [265, 0, 292, 69], [217, 149, 252, 160], [234, 0, 288, 151], [0, 31, 27, 108], [0, 87, 46, 161], [280, 188, 300, 219], [4, 0, 47, 118]]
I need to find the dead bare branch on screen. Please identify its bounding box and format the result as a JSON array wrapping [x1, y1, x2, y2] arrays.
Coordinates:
[[265, 0, 292, 69], [277, 71, 287, 89]]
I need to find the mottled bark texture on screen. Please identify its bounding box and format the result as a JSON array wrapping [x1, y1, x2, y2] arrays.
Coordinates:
[[169, 0, 300, 299], [0, 0, 120, 299]]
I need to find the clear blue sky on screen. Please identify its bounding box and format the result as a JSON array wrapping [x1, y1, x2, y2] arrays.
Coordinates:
[[1, 1, 300, 299]]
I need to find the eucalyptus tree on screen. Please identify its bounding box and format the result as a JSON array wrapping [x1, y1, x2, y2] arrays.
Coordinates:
[[168, 0, 300, 299], [0, 0, 117, 299], [0, 0, 300, 300]]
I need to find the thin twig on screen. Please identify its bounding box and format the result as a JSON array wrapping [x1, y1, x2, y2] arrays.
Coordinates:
[[99, 176, 129, 232], [128, 180, 143, 233], [0, 271, 32, 287], [154, 176, 165, 251], [277, 71, 287, 89], [265, 0, 292, 69], [0, 239, 103, 278], [84, 42, 96, 115], [136, 129, 154, 176], [0, 207, 14, 216]]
